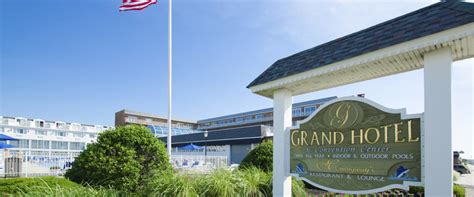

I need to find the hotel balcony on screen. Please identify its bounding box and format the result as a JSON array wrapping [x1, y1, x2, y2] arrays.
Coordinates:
[[198, 116, 273, 130], [0, 116, 112, 134]]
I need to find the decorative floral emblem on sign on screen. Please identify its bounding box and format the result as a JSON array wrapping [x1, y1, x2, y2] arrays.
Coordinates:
[[324, 102, 364, 129]]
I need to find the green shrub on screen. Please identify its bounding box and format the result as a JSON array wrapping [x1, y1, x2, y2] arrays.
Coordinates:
[[409, 186, 424, 195], [409, 184, 466, 196], [65, 125, 171, 192], [239, 141, 309, 196], [453, 184, 465, 197], [291, 177, 306, 197], [145, 167, 308, 196], [237, 167, 272, 197], [145, 172, 198, 197], [240, 141, 273, 172], [195, 169, 246, 197], [195, 168, 304, 197]]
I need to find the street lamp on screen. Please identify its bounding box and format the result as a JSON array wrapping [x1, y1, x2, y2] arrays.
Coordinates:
[[204, 130, 208, 163]]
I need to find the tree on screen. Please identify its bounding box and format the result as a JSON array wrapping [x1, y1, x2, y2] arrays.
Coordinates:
[[239, 141, 273, 172], [65, 125, 171, 192]]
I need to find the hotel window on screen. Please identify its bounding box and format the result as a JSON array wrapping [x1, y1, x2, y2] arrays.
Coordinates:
[[70, 142, 85, 150], [16, 119, 28, 126], [95, 126, 106, 132], [9, 139, 29, 148], [44, 122, 54, 128], [73, 132, 85, 138], [31, 140, 49, 149], [71, 124, 81, 131], [81, 126, 90, 132], [56, 122, 65, 129], [304, 106, 316, 115], [236, 117, 243, 122], [55, 131, 67, 137], [51, 141, 68, 150], [244, 116, 252, 121], [89, 134, 97, 138], [181, 124, 192, 129], [7, 140, 16, 148], [255, 114, 264, 119], [14, 128, 28, 134], [34, 121, 44, 128], [127, 116, 138, 123], [293, 108, 301, 116], [145, 118, 153, 124], [35, 130, 46, 135]]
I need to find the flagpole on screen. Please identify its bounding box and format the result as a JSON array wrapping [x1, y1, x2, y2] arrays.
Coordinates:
[[167, 0, 172, 156]]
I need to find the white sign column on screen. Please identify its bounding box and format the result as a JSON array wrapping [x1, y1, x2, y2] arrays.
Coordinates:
[[273, 89, 292, 196], [424, 47, 453, 197]]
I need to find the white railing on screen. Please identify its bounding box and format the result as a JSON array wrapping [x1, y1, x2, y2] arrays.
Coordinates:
[[170, 155, 228, 173], [198, 117, 273, 130], [1, 151, 229, 177], [0, 150, 80, 178]]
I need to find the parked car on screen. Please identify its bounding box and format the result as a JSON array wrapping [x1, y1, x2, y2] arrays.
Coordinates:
[[454, 164, 471, 174]]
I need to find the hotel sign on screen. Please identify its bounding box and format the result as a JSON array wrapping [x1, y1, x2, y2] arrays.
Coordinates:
[[289, 97, 423, 194]]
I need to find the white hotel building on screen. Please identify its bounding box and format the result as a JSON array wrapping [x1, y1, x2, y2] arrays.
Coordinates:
[[0, 116, 111, 160]]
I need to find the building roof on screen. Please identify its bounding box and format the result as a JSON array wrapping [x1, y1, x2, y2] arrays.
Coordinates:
[[158, 125, 270, 146], [0, 116, 110, 128], [117, 109, 196, 124], [248, 0, 474, 88], [197, 96, 336, 123]]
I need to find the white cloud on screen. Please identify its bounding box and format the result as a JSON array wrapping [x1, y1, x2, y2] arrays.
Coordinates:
[[261, 0, 435, 47]]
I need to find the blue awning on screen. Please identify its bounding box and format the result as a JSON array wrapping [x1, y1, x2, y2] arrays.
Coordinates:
[[0, 134, 17, 141], [0, 142, 15, 149], [178, 143, 204, 151]]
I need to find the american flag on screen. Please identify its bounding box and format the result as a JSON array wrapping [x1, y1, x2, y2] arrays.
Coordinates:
[[120, 0, 157, 11]]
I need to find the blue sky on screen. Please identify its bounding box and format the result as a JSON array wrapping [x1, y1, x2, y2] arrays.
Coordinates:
[[1, 1, 472, 155]]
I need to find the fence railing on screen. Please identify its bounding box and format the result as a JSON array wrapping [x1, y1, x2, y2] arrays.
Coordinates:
[[1, 151, 229, 177], [0, 150, 80, 178], [170, 155, 228, 173]]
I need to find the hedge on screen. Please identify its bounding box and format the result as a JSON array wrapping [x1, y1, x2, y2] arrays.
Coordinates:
[[65, 125, 171, 192], [239, 141, 273, 172]]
